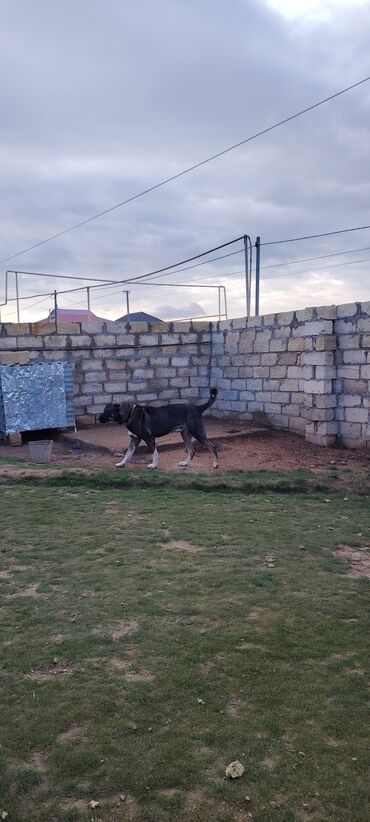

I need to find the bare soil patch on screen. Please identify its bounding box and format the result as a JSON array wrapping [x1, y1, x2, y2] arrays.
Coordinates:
[[334, 545, 370, 578], [161, 539, 200, 553], [109, 657, 155, 682], [1, 419, 369, 481], [57, 724, 88, 744], [6, 583, 41, 599], [26, 661, 73, 681], [92, 618, 139, 640]]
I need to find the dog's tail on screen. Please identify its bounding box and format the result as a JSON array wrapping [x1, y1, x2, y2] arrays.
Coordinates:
[[198, 387, 218, 414]]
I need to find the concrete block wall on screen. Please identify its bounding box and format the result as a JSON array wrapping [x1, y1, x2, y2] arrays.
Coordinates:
[[0, 301, 369, 448], [0, 319, 212, 419]]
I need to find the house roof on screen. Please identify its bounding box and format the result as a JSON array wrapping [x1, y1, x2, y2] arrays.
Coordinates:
[[40, 308, 107, 323], [116, 311, 162, 323]]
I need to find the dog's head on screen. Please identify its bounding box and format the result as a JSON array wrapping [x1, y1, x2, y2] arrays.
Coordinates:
[[98, 402, 132, 425]]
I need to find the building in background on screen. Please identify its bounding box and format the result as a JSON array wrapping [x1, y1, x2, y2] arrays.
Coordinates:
[[116, 311, 162, 323], [40, 308, 108, 324]]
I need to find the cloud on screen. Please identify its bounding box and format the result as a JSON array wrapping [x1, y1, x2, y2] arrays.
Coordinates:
[[0, 0, 369, 322]]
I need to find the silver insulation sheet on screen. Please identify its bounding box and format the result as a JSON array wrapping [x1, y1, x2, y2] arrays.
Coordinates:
[[0, 362, 68, 433]]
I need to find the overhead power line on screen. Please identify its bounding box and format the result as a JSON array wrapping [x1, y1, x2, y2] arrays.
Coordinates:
[[0, 75, 369, 267], [261, 223, 370, 247]]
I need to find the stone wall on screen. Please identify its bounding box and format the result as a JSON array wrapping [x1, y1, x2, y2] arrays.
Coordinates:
[[0, 301, 369, 448]]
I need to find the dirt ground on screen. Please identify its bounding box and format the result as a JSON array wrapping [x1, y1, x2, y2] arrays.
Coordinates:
[[1, 418, 369, 475]]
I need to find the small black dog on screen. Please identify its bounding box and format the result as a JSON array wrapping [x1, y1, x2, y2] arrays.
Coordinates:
[[99, 388, 218, 469]]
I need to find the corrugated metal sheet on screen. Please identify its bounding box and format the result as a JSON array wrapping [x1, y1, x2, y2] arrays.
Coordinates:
[[0, 361, 75, 434]]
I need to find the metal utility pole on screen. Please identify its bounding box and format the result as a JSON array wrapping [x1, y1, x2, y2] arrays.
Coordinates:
[[244, 234, 252, 318], [124, 290, 130, 318], [86, 287, 91, 312], [255, 236, 261, 317]]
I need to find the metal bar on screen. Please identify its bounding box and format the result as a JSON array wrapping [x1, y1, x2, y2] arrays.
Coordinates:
[[6, 269, 116, 284], [125, 290, 130, 318], [218, 286, 221, 321], [15, 273, 20, 322], [86, 287, 91, 312], [222, 285, 228, 319], [244, 235, 250, 317], [255, 236, 261, 316], [54, 290, 58, 332]]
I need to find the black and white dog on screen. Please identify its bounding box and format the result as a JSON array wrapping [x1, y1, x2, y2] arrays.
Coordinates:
[[98, 388, 218, 470]]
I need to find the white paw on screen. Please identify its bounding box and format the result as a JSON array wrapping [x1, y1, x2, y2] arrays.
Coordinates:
[[115, 461, 126, 467], [147, 463, 157, 470], [178, 460, 189, 467]]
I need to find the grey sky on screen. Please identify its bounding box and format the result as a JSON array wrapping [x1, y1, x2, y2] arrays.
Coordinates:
[[0, 0, 369, 322]]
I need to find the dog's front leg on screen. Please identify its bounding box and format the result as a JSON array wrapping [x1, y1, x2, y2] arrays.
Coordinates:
[[145, 437, 159, 469], [115, 434, 140, 467]]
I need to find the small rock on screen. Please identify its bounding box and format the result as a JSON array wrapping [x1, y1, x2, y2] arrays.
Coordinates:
[[225, 760, 245, 779], [298, 751, 305, 757], [1, 813, 9, 820], [119, 794, 126, 802], [197, 697, 205, 705], [89, 800, 100, 809]]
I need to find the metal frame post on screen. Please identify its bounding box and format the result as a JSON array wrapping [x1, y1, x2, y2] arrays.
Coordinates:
[[86, 287, 91, 312], [244, 234, 253, 318], [255, 236, 261, 317], [54, 290, 58, 331], [15, 272, 20, 323]]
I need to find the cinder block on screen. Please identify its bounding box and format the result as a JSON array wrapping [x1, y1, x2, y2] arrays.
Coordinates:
[[304, 350, 333, 366], [43, 335, 67, 349], [16, 336, 43, 349], [278, 352, 298, 365], [4, 323, 30, 336], [0, 337, 16, 350], [171, 356, 190, 367], [340, 437, 367, 449], [81, 322, 105, 334], [339, 422, 363, 437], [338, 395, 361, 407], [0, 351, 31, 365], [338, 335, 360, 350], [304, 379, 333, 395], [315, 335, 337, 351], [315, 366, 336, 379], [356, 318, 370, 332], [336, 302, 358, 318], [305, 433, 336, 447], [337, 366, 360, 379], [288, 337, 305, 352], [304, 320, 333, 336], [31, 322, 55, 335], [342, 350, 366, 364], [316, 305, 337, 319], [342, 378, 367, 394], [276, 311, 294, 325], [305, 407, 335, 422], [344, 407, 367, 423], [246, 378, 263, 391], [270, 339, 287, 352]]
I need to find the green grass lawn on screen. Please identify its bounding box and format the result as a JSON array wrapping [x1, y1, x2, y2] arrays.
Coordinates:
[[0, 468, 369, 821]]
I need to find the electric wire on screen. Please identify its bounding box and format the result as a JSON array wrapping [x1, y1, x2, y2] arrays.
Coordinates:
[[0, 76, 369, 266]]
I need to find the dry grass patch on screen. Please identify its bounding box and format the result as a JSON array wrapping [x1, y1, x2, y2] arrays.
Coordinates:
[[109, 657, 155, 682], [335, 544, 370, 578], [56, 724, 89, 744], [160, 539, 201, 553], [91, 618, 139, 640]]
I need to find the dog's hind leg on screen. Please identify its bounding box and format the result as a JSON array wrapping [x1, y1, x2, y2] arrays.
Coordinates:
[[115, 434, 140, 467], [189, 420, 219, 468], [178, 429, 194, 467]]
